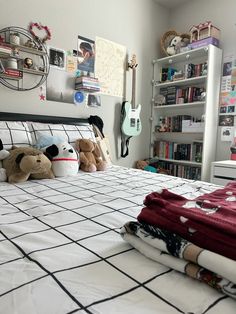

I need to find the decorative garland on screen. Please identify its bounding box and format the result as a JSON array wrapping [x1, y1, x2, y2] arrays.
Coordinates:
[[29, 22, 51, 43]]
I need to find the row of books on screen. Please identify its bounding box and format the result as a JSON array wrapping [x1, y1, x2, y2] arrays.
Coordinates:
[[160, 62, 207, 83], [75, 76, 100, 92], [154, 140, 203, 162], [158, 161, 201, 180], [159, 85, 205, 105], [184, 62, 208, 79], [156, 115, 203, 133]]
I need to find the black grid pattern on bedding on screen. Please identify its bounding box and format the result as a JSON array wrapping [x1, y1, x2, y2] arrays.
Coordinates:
[[0, 121, 32, 149], [27, 122, 96, 146], [0, 166, 233, 314]]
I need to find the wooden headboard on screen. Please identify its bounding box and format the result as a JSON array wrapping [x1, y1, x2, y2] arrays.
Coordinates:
[[0, 112, 89, 125]]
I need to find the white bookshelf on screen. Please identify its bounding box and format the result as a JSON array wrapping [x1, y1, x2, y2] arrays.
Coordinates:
[[150, 45, 222, 182]]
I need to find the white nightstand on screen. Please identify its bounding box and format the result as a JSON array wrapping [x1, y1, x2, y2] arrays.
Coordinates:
[[211, 160, 236, 185]]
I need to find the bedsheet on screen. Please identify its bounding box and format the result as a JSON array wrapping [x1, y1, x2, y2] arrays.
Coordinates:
[[0, 165, 235, 314]]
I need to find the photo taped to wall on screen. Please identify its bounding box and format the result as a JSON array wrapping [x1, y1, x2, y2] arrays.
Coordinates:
[[49, 47, 66, 70]]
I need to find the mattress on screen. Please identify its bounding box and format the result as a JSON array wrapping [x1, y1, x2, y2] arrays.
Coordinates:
[[0, 165, 235, 314]]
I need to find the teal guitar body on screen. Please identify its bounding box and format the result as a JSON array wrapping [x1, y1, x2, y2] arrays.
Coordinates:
[[121, 54, 142, 137], [121, 101, 142, 136]]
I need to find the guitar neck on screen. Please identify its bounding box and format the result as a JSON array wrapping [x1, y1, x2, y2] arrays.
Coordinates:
[[131, 66, 136, 110]]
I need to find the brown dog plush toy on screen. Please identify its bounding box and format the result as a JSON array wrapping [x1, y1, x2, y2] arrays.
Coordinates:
[[75, 138, 107, 172], [3, 146, 55, 183]]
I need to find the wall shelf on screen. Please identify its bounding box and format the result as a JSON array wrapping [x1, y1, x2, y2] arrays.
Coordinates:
[[0, 26, 49, 91]]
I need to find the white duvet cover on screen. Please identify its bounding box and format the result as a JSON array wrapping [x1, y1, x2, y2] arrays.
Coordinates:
[[0, 166, 235, 314]]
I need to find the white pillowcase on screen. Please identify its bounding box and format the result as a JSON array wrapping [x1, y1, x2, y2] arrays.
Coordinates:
[[0, 121, 32, 149], [27, 122, 96, 146]]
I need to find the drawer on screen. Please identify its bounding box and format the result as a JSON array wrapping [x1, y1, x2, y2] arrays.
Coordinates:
[[212, 177, 231, 186], [214, 166, 236, 179]]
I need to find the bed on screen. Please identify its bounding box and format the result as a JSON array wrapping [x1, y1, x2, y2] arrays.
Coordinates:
[[0, 113, 235, 314]]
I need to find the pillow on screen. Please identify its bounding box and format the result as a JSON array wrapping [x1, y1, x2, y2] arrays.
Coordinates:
[[0, 121, 32, 149], [35, 134, 65, 149], [27, 122, 96, 146]]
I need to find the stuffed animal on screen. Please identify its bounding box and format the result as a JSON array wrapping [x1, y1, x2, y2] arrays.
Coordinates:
[[45, 142, 79, 177], [0, 139, 10, 182], [136, 160, 157, 173], [3, 146, 54, 183], [166, 35, 182, 55], [75, 138, 107, 172], [35, 134, 64, 149]]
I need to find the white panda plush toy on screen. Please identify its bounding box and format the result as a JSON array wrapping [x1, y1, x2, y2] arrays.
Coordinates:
[[45, 142, 79, 177], [166, 36, 182, 56]]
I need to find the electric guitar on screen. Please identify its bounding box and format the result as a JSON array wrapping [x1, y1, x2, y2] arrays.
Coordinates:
[[121, 54, 142, 137]]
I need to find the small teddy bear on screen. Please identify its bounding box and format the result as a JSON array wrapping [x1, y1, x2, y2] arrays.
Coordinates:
[[75, 138, 107, 172]]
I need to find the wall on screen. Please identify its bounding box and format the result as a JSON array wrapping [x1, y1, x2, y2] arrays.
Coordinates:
[[168, 0, 236, 161], [0, 0, 169, 167]]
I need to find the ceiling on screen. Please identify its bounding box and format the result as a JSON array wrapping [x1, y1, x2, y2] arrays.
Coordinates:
[[155, 0, 193, 9]]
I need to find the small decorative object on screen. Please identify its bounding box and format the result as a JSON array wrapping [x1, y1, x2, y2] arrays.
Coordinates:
[[160, 30, 190, 56], [9, 32, 20, 45], [11, 47, 19, 57], [6, 57, 18, 69], [154, 94, 166, 106], [38, 66, 45, 72], [24, 38, 35, 48], [189, 21, 220, 43], [24, 57, 33, 68], [74, 91, 85, 105], [29, 22, 51, 43]]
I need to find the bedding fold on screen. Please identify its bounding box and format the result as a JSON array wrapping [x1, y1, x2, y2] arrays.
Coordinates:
[[121, 221, 236, 299], [137, 182, 236, 260]]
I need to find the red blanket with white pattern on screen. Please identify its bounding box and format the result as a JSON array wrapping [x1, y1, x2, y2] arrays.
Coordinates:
[[138, 182, 236, 260]]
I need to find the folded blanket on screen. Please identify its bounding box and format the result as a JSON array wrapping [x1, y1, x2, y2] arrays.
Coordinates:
[[121, 221, 236, 299], [138, 183, 236, 260]]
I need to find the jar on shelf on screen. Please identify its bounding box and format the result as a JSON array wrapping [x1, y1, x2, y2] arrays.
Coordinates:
[[6, 57, 18, 69], [10, 32, 20, 45]]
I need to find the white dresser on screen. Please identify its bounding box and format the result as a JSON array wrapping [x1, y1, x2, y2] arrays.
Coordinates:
[[211, 160, 236, 185]]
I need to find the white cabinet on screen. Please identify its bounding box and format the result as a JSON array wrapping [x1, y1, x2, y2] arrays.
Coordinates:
[[211, 160, 236, 185], [150, 45, 222, 182]]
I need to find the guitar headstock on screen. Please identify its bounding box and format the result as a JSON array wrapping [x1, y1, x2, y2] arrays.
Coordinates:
[[128, 54, 138, 69]]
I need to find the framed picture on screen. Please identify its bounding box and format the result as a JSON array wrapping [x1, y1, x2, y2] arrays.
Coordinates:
[[219, 106, 227, 113], [227, 105, 235, 113], [48, 47, 66, 70], [219, 115, 234, 126]]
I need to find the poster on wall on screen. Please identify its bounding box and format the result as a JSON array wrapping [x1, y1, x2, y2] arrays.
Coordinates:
[[220, 55, 236, 107], [95, 36, 126, 97], [77, 36, 95, 75]]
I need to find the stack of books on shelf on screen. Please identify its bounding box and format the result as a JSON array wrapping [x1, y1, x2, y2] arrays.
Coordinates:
[[159, 62, 207, 84], [156, 115, 197, 133], [184, 62, 207, 78], [1, 67, 23, 78], [157, 161, 201, 180], [158, 86, 205, 106], [75, 76, 100, 92], [154, 140, 203, 162]]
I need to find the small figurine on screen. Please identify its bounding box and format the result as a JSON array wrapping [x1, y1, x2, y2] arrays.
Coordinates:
[[24, 39, 35, 48], [24, 57, 33, 68]]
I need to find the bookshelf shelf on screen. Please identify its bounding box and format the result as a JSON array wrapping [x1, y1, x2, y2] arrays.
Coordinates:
[[151, 45, 222, 182], [156, 157, 202, 167], [154, 75, 207, 88], [153, 101, 205, 110]]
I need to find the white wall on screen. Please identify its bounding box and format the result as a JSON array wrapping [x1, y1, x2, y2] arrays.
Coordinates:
[[0, 0, 169, 167], [168, 0, 236, 161]]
